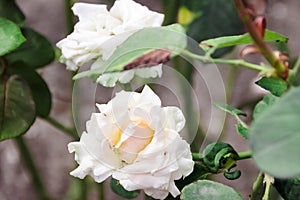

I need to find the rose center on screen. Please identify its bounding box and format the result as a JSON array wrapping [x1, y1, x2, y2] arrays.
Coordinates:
[[112, 120, 154, 164]]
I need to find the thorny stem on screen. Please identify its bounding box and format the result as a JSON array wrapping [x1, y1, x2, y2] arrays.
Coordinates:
[[182, 50, 269, 72], [15, 137, 51, 200], [233, 0, 288, 79]]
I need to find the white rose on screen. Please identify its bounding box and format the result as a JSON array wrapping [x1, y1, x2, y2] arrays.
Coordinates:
[[96, 64, 163, 87], [56, 0, 164, 71], [68, 85, 194, 199]]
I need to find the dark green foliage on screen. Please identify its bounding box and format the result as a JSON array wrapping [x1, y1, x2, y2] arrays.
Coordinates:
[[0, 75, 35, 141], [275, 178, 300, 200], [5, 28, 55, 69], [183, 0, 244, 57], [110, 178, 140, 199]]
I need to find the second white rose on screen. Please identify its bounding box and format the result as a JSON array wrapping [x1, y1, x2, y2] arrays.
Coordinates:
[[68, 86, 194, 199]]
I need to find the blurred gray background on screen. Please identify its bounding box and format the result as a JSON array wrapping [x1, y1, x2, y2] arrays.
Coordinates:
[[0, 0, 299, 199]]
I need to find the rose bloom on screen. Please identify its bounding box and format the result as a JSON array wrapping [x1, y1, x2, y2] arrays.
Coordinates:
[[68, 86, 194, 199], [56, 0, 164, 86]]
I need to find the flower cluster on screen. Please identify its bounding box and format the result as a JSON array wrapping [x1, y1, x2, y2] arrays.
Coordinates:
[[68, 86, 194, 199], [56, 0, 164, 86], [63, 0, 194, 199]]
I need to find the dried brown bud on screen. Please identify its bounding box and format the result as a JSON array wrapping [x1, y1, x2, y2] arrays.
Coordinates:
[[124, 49, 171, 70]]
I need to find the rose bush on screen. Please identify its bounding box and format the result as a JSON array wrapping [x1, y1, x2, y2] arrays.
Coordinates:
[[68, 85, 194, 199], [56, 0, 164, 86]]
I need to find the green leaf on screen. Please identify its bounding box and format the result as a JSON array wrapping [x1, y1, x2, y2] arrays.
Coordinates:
[[223, 169, 241, 180], [110, 178, 140, 199], [274, 178, 300, 200], [256, 77, 288, 97], [5, 28, 55, 69], [182, 0, 208, 13], [74, 24, 187, 80], [0, 0, 25, 25], [0, 18, 26, 56], [175, 163, 210, 190], [214, 103, 248, 138], [236, 124, 248, 139], [0, 75, 35, 141], [181, 180, 243, 200], [289, 56, 300, 86], [214, 103, 246, 116], [185, 0, 244, 58], [202, 142, 238, 172], [8, 66, 51, 117], [249, 87, 300, 178], [200, 30, 288, 55], [253, 94, 279, 120]]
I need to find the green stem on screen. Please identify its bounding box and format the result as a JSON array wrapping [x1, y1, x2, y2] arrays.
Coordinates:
[[98, 182, 105, 200], [118, 82, 132, 91], [80, 179, 88, 200], [233, 0, 288, 79], [172, 57, 204, 151], [235, 115, 249, 129], [144, 194, 154, 200], [192, 151, 252, 161], [262, 180, 271, 200], [182, 50, 268, 72], [288, 55, 300, 84], [192, 152, 203, 161], [251, 172, 265, 200], [64, 0, 76, 34], [162, 0, 182, 25], [15, 137, 51, 200], [219, 66, 239, 140], [43, 116, 79, 140], [237, 151, 252, 160]]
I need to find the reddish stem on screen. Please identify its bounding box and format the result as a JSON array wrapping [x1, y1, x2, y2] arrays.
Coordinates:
[[233, 0, 288, 79]]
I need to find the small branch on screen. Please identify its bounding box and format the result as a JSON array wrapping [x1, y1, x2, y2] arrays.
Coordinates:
[[237, 151, 252, 160], [182, 50, 268, 72], [0, 57, 8, 77], [192, 153, 203, 161], [251, 172, 265, 200], [233, 0, 288, 79], [15, 137, 51, 200], [162, 0, 181, 25], [192, 150, 252, 161], [64, 0, 76, 34], [98, 182, 105, 200], [262, 174, 274, 200], [80, 179, 88, 200], [43, 116, 79, 140], [117, 82, 132, 91]]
